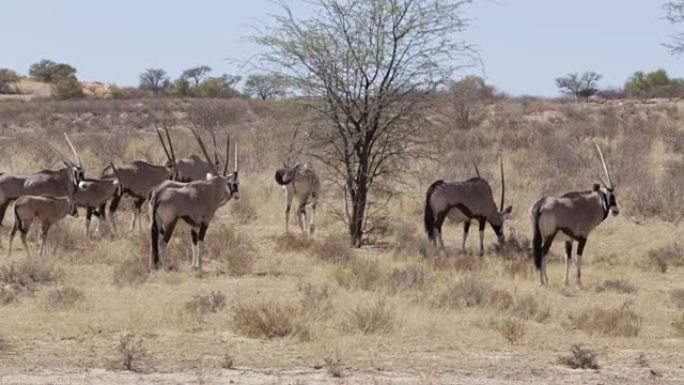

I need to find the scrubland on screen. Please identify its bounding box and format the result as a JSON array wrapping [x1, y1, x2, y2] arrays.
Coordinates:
[[0, 96, 682, 384]]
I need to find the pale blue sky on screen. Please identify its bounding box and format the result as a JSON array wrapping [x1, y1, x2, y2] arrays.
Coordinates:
[[0, 0, 681, 96]]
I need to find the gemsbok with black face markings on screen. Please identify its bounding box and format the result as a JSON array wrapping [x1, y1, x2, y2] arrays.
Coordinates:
[[275, 163, 320, 235], [424, 159, 512, 256], [101, 123, 218, 232], [149, 128, 239, 270], [530, 144, 619, 286], [0, 133, 84, 245]]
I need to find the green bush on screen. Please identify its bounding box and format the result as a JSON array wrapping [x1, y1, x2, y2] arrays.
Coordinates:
[[52, 78, 85, 100]]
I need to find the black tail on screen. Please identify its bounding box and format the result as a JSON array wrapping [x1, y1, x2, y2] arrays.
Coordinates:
[[149, 196, 161, 269], [531, 202, 543, 270], [12, 204, 22, 236], [274, 168, 292, 185], [424, 180, 444, 240]]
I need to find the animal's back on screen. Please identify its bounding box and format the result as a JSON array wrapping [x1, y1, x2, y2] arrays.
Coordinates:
[[429, 178, 496, 218]]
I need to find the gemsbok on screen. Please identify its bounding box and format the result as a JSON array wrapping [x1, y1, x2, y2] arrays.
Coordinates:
[[424, 159, 512, 256], [149, 128, 239, 270], [529, 144, 619, 286], [0, 133, 84, 245], [274, 163, 320, 235], [101, 124, 216, 231], [74, 163, 123, 238], [8, 194, 78, 257]]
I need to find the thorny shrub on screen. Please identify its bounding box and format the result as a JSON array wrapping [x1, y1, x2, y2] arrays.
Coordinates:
[[231, 301, 310, 340], [558, 344, 599, 370], [570, 302, 641, 337], [46, 286, 84, 311]]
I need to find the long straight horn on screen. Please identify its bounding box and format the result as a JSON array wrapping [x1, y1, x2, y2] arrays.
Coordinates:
[[234, 140, 238, 173], [499, 156, 505, 211], [210, 126, 221, 168], [154, 123, 173, 163], [190, 128, 218, 175], [223, 135, 230, 176], [46, 141, 71, 166], [472, 162, 480, 178], [595, 144, 613, 188], [63, 133, 82, 168], [162, 123, 177, 167]]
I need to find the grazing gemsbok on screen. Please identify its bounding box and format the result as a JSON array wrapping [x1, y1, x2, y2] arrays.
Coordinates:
[[274, 164, 320, 235], [0, 134, 84, 245], [8, 193, 79, 257], [530, 144, 619, 286], [149, 128, 239, 270], [75, 163, 123, 238], [424, 159, 512, 256]]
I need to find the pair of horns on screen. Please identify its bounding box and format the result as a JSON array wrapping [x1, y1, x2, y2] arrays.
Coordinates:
[[48, 133, 83, 169], [190, 126, 237, 177], [154, 122, 178, 177], [595, 144, 614, 189]]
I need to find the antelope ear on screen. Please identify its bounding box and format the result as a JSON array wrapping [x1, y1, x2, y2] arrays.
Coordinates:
[[502, 205, 512, 217], [592, 183, 601, 191]]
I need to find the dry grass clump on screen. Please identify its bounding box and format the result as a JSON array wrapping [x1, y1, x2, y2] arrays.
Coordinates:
[[46, 286, 84, 311], [343, 299, 394, 335], [299, 282, 334, 322], [388, 264, 425, 293], [432, 277, 512, 310], [671, 313, 684, 336], [0, 257, 60, 294], [184, 291, 226, 320], [274, 233, 315, 252], [570, 302, 641, 337], [229, 195, 258, 224], [496, 317, 527, 345], [330, 257, 382, 291], [0, 287, 18, 305], [310, 236, 356, 264], [670, 289, 684, 309], [429, 254, 483, 273], [205, 224, 256, 276], [231, 301, 310, 340], [389, 220, 436, 258], [511, 294, 552, 323], [646, 243, 684, 273], [595, 279, 637, 294], [112, 256, 149, 287], [558, 344, 600, 370], [491, 233, 530, 258], [323, 352, 344, 378], [108, 334, 149, 372]]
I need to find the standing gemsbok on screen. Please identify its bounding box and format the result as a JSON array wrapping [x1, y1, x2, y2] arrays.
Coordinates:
[[75, 163, 123, 239], [530, 144, 619, 286], [149, 128, 239, 270], [0, 134, 84, 245], [275, 164, 320, 235], [101, 124, 217, 231], [424, 159, 512, 256]]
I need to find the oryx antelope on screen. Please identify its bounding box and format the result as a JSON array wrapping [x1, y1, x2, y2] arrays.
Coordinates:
[[149, 128, 239, 270], [274, 164, 320, 235], [424, 159, 512, 256], [74, 163, 123, 239], [530, 144, 619, 286], [0, 134, 84, 244], [101, 124, 217, 231], [8, 194, 79, 257]]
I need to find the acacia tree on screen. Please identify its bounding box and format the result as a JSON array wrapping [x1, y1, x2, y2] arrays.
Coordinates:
[[244, 74, 288, 100], [139, 68, 170, 94], [665, 1, 684, 54], [253, 0, 475, 246], [181, 65, 212, 87], [555, 72, 602, 101]]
